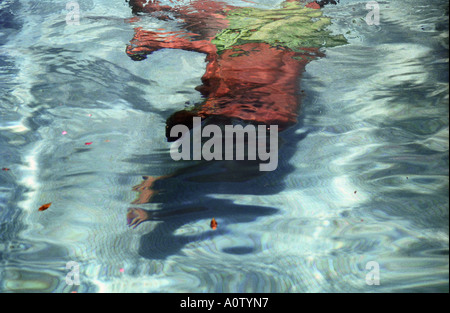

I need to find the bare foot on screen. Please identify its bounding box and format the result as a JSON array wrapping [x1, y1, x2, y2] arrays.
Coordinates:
[[127, 208, 149, 229], [131, 176, 160, 204], [131, 175, 172, 204]]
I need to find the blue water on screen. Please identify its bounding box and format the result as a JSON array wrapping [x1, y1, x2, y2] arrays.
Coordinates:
[[0, 0, 448, 292]]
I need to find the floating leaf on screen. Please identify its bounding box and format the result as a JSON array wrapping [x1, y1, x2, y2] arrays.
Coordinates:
[[38, 202, 52, 211], [210, 218, 218, 230]]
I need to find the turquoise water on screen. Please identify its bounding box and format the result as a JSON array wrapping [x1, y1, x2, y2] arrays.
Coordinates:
[[0, 0, 448, 292]]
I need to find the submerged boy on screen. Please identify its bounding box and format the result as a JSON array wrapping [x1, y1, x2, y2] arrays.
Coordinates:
[[125, 0, 345, 227]]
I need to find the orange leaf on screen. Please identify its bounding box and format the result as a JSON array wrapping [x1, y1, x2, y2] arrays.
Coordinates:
[[210, 218, 217, 230], [38, 202, 52, 211]]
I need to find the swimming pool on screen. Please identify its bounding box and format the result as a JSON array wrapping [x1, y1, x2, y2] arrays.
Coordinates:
[[0, 0, 448, 292]]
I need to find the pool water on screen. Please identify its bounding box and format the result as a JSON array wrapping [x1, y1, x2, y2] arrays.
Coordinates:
[[0, 0, 448, 292]]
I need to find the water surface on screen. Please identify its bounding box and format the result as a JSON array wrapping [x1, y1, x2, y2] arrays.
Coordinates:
[[0, 0, 448, 292]]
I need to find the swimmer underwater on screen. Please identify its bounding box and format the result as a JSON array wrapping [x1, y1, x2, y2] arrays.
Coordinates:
[[124, 0, 347, 228]]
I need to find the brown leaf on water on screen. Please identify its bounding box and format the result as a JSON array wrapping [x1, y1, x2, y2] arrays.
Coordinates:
[[210, 218, 218, 230], [38, 202, 52, 211]]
